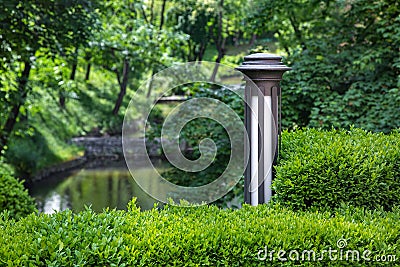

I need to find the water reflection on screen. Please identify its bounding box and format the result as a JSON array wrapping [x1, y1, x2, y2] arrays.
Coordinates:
[[29, 160, 167, 214], [41, 192, 70, 213]]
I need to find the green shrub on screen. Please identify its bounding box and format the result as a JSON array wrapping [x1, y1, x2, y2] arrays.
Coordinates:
[[0, 171, 37, 220], [274, 128, 400, 211], [0, 201, 399, 266]]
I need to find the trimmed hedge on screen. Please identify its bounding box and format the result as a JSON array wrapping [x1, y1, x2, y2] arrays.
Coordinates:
[[275, 128, 400, 211], [0, 201, 399, 266], [0, 171, 37, 220]]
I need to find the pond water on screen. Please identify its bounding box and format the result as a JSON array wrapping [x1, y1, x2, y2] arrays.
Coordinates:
[[29, 159, 167, 214]]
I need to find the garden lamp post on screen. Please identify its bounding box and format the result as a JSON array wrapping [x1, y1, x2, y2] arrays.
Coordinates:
[[236, 53, 291, 206]]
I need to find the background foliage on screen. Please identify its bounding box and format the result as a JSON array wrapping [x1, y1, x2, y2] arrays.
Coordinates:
[[147, 84, 245, 208], [273, 0, 400, 131]]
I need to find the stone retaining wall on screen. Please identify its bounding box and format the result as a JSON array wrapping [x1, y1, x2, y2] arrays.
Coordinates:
[[70, 136, 124, 158], [32, 136, 165, 181]]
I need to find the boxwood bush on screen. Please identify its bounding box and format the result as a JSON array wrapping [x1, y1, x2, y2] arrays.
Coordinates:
[[0, 201, 399, 266], [274, 128, 400, 211], [0, 170, 37, 220]]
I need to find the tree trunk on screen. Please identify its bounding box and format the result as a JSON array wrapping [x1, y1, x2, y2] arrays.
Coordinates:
[[234, 31, 240, 46], [149, 0, 154, 24], [210, 0, 225, 82], [198, 42, 207, 62], [249, 33, 257, 46], [277, 30, 291, 56], [112, 59, 129, 115], [146, 68, 154, 98], [60, 48, 78, 108], [288, 12, 307, 50], [85, 63, 91, 81], [210, 39, 225, 82], [187, 39, 193, 61], [140, 5, 149, 24], [59, 92, 66, 108], [192, 44, 198, 61], [70, 62, 77, 81], [0, 61, 32, 153], [159, 0, 167, 30]]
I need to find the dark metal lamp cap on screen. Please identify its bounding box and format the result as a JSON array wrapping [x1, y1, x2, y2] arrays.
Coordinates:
[[236, 53, 292, 72]]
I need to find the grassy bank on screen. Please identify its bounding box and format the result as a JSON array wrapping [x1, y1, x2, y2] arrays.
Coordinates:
[[4, 61, 132, 178]]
